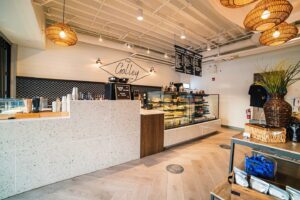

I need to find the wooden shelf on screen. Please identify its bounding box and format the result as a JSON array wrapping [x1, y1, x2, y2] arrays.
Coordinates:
[[12, 112, 69, 119]]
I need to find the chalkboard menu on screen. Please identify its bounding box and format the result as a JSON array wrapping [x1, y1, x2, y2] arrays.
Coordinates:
[[115, 84, 131, 100], [175, 46, 185, 73], [194, 54, 202, 77], [175, 45, 202, 77]]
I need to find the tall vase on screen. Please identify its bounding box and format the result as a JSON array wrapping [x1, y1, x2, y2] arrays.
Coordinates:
[[263, 94, 292, 128]]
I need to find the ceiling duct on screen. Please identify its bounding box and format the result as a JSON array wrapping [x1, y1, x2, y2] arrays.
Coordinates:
[[130, 53, 175, 66], [203, 35, 300, 64]]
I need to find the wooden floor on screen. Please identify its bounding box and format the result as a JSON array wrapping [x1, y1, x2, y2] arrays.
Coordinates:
[[6, 128, 248, 200]]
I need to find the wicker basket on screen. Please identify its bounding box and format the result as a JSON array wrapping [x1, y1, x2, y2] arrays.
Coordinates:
[[293, 113, 300, 121], [244, 123, 286, 143]]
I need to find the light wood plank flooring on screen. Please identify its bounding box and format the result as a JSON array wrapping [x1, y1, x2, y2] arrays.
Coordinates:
[[6, 128, 248, 200]]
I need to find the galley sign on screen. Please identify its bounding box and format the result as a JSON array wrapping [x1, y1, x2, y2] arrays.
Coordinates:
[[99, 58, 150, 83]]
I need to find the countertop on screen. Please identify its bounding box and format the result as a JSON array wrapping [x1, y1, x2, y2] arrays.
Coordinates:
[[140, 109, 165, 115]]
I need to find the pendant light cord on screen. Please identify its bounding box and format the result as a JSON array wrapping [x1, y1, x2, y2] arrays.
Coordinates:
[[62, 0, 66, 24]]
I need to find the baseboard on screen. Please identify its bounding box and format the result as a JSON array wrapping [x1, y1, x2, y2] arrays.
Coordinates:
[[164, 131, 219, 150], [221, 124, 244, 131]]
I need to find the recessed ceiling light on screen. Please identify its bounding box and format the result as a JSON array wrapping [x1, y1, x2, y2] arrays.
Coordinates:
[[137, 8, 144, 21], [126, 43, 132, 49], [206, 43, 211, 51], [98, 35, 103, 42], [164, 53, 169, 59], [180, 30, 186, 40], [147, 48, 150, 54]]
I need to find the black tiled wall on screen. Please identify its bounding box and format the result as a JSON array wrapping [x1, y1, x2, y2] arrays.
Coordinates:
[[16, 77, 161, 103]]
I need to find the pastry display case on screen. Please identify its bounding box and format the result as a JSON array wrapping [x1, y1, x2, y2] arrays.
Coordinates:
[[146, 92, 219, 129]]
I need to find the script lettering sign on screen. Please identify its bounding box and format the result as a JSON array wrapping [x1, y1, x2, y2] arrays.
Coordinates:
[[99, 58, 150, 83]]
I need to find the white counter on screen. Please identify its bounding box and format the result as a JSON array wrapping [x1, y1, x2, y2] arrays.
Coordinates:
[[0, 100, 141, 199]]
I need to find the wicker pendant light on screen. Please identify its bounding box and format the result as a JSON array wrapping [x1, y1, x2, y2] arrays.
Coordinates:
[[220, 0, 258, 8], [259, 22, 298, 46], [244, 0, 293, 32], [46, 0, 77, 46]]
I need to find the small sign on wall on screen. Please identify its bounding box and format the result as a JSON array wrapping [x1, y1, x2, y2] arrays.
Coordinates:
[[115, 84, 131, 100]]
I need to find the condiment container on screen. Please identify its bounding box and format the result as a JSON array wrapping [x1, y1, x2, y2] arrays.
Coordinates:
[[72, 87, 79, 100], [55, 98, 61, 112], [66, 94, 72, 112], [61, 96, 67, 112], [23, 99, 32, 113], [52, 101, 57, 112]]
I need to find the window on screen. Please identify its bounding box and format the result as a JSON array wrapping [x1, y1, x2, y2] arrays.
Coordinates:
[[0, 35, 11, 98]]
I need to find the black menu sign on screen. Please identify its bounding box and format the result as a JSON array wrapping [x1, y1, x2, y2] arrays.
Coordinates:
[[175, 46, 186, 73], [194, 54, 202, 77], [115, 84, 131, 100], [175, 45, 202, 77], [185, 50, 194, 75]]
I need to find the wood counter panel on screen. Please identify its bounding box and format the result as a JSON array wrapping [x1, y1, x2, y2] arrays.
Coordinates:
[[140, 114, 164, 158], [15, 112, 69, 119]]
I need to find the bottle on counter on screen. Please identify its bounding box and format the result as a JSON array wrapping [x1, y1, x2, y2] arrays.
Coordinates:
[[56, 98, 61, 112], [52, 101, 57, 112], [61, 96, 67, 112], [72, 87, 79, 100], [66, 94, 72, 112]]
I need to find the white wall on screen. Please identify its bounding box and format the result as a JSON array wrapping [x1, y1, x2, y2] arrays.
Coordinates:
[[17, 41, 180, 87], [190, 45, 300, 128]]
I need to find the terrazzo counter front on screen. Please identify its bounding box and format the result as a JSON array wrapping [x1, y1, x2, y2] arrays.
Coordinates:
[[0, 100, 141, 199]]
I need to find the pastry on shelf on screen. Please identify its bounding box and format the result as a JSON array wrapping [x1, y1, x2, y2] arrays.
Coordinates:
[[177, 105, 185, 110], [178, 97, 188, 103], [173, 111, 184, 118], [151, 97, 161, 103], [164, 112, 174, 119], [163, 98, 172, 102]]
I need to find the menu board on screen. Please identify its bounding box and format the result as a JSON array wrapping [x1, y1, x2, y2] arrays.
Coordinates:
[[175, 46, 185, 73], [185, 50, 194, 75], [175, 45, 202, 77], [194, 54, 202, 77], [115, 84, 131, 100]]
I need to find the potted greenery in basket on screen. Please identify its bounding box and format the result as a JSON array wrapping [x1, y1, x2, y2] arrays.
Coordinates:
[[257, 60, 300, 127]]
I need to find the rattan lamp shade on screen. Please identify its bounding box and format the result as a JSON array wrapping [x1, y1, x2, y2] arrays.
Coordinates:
[[244, 0, 293, 31], [260, 22, 298, 46], [220, 0, 258, 8], [46, 23, 78, 46]]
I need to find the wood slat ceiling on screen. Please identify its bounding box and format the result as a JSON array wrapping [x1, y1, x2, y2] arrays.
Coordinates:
[[33, 0, 249, 54]]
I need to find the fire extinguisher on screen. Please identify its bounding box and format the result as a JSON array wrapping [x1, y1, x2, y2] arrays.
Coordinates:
[[246, 108, 251, 120]]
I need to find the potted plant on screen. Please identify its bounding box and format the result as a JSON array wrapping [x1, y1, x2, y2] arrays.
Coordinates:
[[257, 61, 300, 127]]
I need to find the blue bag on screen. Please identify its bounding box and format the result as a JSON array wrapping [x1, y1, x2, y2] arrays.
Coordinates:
[[245, 155, 276, 179]]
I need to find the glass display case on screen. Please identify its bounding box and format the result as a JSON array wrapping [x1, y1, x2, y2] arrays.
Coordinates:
[[146, 92, 219, 129], [0, 98, 25, 114]]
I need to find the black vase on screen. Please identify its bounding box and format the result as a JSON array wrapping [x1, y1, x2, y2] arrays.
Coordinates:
[[32, 97, 40, 113]]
